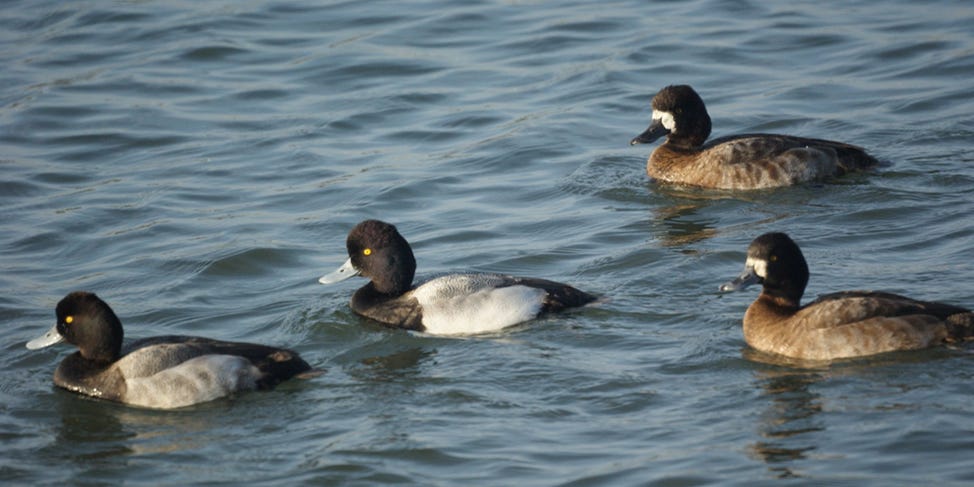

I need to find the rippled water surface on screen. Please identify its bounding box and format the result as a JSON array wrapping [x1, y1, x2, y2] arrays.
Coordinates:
[[3, 0, 974, 484]]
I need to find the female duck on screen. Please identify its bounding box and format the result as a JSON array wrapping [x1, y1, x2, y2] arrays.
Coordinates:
[[319, 219, 596, 335], [631, 85, 879, 190], [720, 232, 973, 361], [27, 291, 312, 409]]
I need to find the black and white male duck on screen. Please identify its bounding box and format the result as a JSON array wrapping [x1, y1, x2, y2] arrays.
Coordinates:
[[631, 85, 879, 190], [27, 291, 312, 408], [319, 220, 597, 335], [720, 232, 974, 360]]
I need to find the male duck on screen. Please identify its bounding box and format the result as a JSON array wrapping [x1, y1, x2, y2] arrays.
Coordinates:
[[27, 291, 312, 408], [631, 85, 879, 190], [319, 219, 596, 335], [720, 232, 974, 361]]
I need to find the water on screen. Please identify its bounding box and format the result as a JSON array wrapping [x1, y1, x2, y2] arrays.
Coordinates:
[[3, 0, 974, 484]]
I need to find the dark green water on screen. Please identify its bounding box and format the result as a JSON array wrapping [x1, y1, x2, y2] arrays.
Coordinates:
[[3, 0, 974, 484]]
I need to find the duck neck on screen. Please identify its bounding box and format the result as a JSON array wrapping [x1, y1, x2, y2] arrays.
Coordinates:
[[371, 250, 415, 296], [666, 132, 707, 150], [669, 107, 710, 148], [757, 292, 801, 313], [83, 343, 121, 363], [353, 282, 400, 307], [762, 267, 808, 311]]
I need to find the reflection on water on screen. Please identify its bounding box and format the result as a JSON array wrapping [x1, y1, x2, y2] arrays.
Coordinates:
[[5, 0, 974, 483], [649, 183, 823, 248], [650, 186, 725, 248], [52, 392, 135, 461], [741, 347, 834, 370], [358, 346, 437, 382], [50, 386, 225, 460], [653, 202, 719, 249], [747, 366, 826, 479]]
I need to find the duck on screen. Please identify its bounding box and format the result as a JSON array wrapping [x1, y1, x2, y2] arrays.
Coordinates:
[[318, 219, 597, 335], [720, 232, 974, 361], [630, 85, 879, 190], [26, 291, 313, 409]]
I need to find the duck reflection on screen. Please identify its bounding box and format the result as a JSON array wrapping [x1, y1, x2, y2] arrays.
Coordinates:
[[51, 391, 135, 461], [650, 186, 717, 247], [360, 347, 435, 379], [50, 388, 215, 463], [649, 184, 812, 248], [345, 345, 438, 383], [744, 349, 828, 479], [652, 201, 719, 248]]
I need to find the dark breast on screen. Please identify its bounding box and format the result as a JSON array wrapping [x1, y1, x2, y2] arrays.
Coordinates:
[[351, 288, 426, 331], [54, 353, 126, 402]]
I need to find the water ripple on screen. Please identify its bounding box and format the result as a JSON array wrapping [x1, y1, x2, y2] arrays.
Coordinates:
[[2, 0, 974, 485]]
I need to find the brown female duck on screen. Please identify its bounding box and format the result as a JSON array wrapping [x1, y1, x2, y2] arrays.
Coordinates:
[[720, 232, 974, 360], [631, 85, 879, 190]]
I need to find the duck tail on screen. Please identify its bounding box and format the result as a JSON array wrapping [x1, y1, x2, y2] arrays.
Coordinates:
[[542, 286, 599, 313], [255, 350, 313, 389], [945, 312, 974, 342], [835, 146, 881, 173]]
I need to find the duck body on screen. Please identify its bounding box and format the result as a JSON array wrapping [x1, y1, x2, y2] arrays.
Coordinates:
[[320, 220, 596, 335], [28, 292, 311, 409], [742, 290, 971, 361], [647, 132, 878, 190], [632, 85, 879, 190], [351, 273, 593, 335], [721, 233, 974, 361]]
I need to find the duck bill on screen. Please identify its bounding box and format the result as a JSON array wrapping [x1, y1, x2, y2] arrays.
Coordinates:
[[630, 118, 668, 145], [26, 324, 64, 350], [719, 268, 760, 292], [318, 257, 361, 284]]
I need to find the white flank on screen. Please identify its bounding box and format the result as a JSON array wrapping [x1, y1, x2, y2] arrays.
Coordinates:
[[123, 355, 260, 409], [411, 275, 546, 336]]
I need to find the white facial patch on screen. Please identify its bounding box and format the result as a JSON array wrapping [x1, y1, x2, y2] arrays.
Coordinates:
[[745, 256, 768, 279], [652, 109, 676, 132]]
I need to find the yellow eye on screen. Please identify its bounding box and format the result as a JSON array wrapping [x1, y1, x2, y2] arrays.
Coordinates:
[[769, 255, 778, 262], [65, 316, 74, 324], [363, 248, 372, 256]]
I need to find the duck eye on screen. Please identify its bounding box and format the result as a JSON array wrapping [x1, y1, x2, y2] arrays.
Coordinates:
[[769, 254, 778, 262], [65, 315, 74, 324], [363, 248, 372, 256]]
